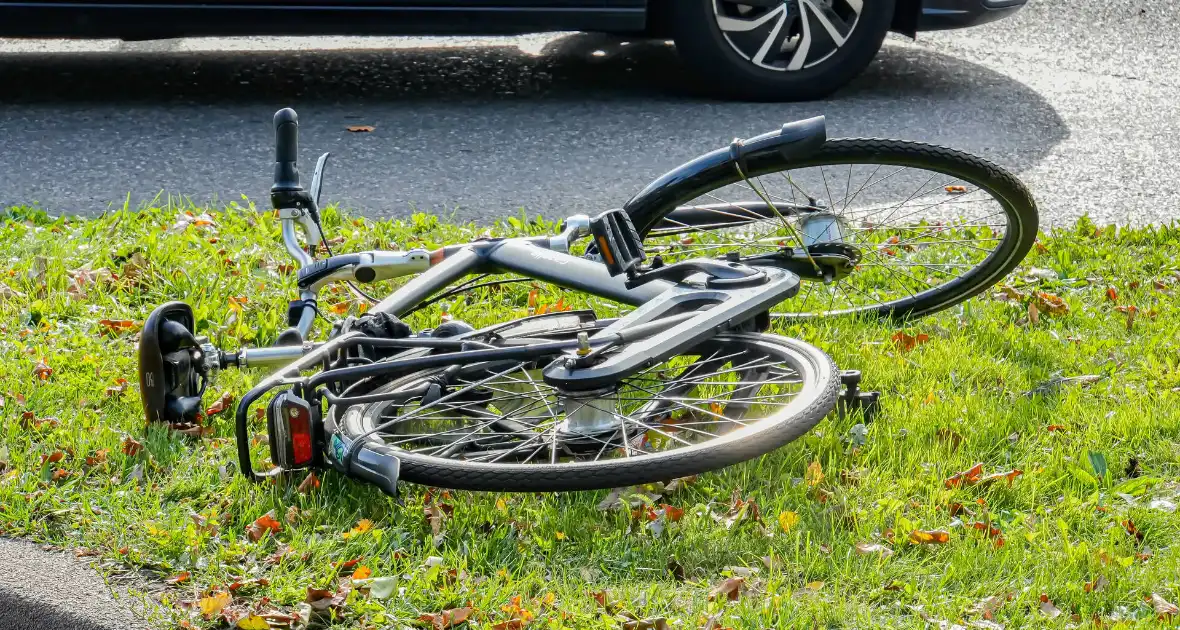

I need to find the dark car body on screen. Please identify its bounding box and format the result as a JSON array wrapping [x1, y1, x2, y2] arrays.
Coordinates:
[[0, 0, 1026, 41]]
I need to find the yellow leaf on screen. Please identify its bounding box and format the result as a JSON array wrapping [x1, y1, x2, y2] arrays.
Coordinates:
[[342, 518, 373, 540], [804, 580, 824, 591], [198, 591, 231, 618], [237, 614, 270, 630], [778, 511, 800, 533], [805, 461, 824, 487], [555, 531, 566, 540], [352, 565, 372, 580], [495, 497, 508, 513]]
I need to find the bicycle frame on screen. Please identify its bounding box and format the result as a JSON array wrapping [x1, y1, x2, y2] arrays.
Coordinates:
[[232, 210, 801, 491]]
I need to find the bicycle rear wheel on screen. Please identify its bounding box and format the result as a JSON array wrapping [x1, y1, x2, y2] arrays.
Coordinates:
[[332, 320, 838, 492], [625, 139, 1039, 319]]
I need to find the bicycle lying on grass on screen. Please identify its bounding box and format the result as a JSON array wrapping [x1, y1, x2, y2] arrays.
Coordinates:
[[138, 109, 1038, 496]]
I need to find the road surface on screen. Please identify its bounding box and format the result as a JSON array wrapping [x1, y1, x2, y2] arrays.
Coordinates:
[[1, 2, 1178, 226]]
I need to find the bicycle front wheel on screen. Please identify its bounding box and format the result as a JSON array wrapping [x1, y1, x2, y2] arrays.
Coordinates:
[[626, 139, 1039, 319], [333, 325, 838, 492]]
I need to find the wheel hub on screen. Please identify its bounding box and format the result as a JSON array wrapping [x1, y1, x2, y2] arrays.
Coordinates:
[[557, 386, 621, 437]]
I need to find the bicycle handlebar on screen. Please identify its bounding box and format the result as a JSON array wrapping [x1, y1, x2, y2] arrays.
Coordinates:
[[272, 108, 302, 194]]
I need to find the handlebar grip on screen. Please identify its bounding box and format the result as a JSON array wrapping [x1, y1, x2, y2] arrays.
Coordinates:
[[272, 108, 302, 193]]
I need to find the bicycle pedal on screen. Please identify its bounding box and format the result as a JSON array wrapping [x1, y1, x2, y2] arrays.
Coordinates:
[[836, 370, 880, 422], [589, 209, 646, 278]]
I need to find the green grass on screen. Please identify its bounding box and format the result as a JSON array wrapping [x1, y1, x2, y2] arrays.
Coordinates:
[[1, 202, 1179, 629]]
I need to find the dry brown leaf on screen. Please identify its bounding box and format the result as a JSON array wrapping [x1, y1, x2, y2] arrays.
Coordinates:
[[105, 378, 130, 397], [1083, 576, 1109, 594], [1105, 287, 1119, 302], [908, 529, 950, 545], [945, 463, 984, 488], [98, 319, 138, 335], [165, 571, 191, 585], [121, 436, 143, 457], [1152, 593, 1179, 618], [418, 606, 473, 629], [1038, 593, 1062, 618], [855, 542, 894, 558], [32, 359, 53, 380], [891, 331, 930, 352], [204, 392, 235, 417], [1028, 301, 1040, 325], [246, 512, 282, 542], [297, 471, 320, 494], [346, 125, 376, 133], [708, 576, 745, 601], [351, 565, 372, 580]]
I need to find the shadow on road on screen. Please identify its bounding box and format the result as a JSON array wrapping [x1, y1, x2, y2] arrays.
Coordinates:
[[0, 33, 1067, 217]]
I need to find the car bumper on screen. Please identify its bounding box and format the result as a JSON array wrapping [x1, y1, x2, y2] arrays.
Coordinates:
[[917, 0, 1028, 31]]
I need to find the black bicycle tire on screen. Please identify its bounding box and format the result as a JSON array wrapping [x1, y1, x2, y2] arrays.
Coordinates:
[[626, 138, 1040, 320], [336, 332, 839, 492]]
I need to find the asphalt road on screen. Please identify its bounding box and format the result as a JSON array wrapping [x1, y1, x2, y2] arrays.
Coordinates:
[[2, 2, 1180, 628], [1, 2, 1178, 226]]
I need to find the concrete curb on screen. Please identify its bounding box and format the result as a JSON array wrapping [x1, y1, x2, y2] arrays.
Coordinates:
[[0, 538, 154, 630]]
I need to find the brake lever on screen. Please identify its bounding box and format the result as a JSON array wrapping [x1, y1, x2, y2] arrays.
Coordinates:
[[310, 152, 331, 212]]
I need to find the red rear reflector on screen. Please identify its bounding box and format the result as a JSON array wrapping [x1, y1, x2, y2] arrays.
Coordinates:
[[288, 408, 312, 465]]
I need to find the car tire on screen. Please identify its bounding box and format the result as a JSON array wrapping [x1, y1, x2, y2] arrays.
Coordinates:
[[667, 0, 896, 101]]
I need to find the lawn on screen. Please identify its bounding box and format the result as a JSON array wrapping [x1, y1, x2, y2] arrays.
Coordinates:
[[1, 201, 1178, 629]]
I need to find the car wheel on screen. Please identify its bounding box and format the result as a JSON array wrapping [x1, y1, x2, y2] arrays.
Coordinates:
[[667, 0, 895, 101]]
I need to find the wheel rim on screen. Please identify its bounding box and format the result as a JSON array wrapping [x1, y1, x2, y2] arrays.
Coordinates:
[[713, 0, 863, 71], [643, 158, 1020, 317], [342, 337, 815, 467]]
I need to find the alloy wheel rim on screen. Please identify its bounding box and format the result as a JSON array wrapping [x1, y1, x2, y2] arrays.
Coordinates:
[[712, 0, 863, 71]]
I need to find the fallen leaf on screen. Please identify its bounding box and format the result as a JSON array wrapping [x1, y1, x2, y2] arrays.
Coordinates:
[[1033, 292, 1069, 316], [978, 469, 1023, 486], [297, 471, 320, 494], [1083, 576, 1109, 594], [971, 594, 1006, 620], [342, 518, 374, 540], [892, 331, 930, 352], [105, 378, 130, 397], [41, 450, 64, 464], [236, 615, 270, 630], [351, 565, 372, 580], [804, 580, 824, 591], [246, 512, 283, 541], [660, 504, 685, 522], [84, 449, 109, 467], [1046, 424, 1066, 432], [98, 319, 137, 335], [1121, 519, 1144, 543], [855, 542, 894, 558], [165, 571, 191, 585], [622, 619, 669, 630], [908, 529, 950, 545], [778, 510, 800, 533], [32, 359, 53, 380], [1152, 593, 1179, 618], [198, 591, 232, 618], [51, 469, 71, 481], [1105, 287, 1118, 302], [945, 185, 968, 194], [204, 392, 235, 417], [945, 463, 984, 488], [346, 125, 376, 133], [1027, 301, 1040, 325], [1039, 593, 1062, 618], [805, 461, 825, 487], [418, 606, 473, 629], [708, 576, 745, 601], [121, 436, 143, 457], [367, 576, 397, 599]]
